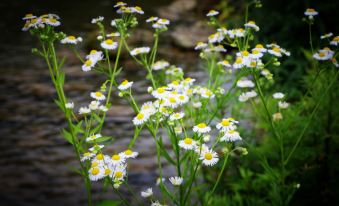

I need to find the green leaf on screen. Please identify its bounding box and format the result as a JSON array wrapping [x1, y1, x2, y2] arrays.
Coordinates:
[[61, 129, 74, 145], [88, 136, 113, 143]]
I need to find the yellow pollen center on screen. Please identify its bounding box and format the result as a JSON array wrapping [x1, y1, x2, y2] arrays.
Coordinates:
[[242, 51, 250, 56], [96, 154, 104, 160], [124, 150, 133, 155], [105, 39, 113, 45], [84, 152, 91, 157], [157, 88, 165, 93], [273, 47, 280, 53], [221, 119, 230, 126], [112, 155, 121, 161], [319, 52, 325, 57], [104, 168, 111, 175], [91, 167, 100, 175], [91, 161, 98, 167], [136, 113, 144, 120], [90, 50, 97, 55], [307, 8, 315, 12], [169, 97, 176, 103], [256, 44, 264, 48], [115, 171, 123, 178], [121, 80, 129, 85], [197, 123, 206, 128], [253, 50, 259, 54], [184, 138, 193, 145], [85, 60, 92, 66], [204, 153, 213, 160], [179, 95, 185, 100], [333, 37, 339, 41], [95, 92, 103, 97], [235, 57, 243, 64], [68, 36, 76, 40]]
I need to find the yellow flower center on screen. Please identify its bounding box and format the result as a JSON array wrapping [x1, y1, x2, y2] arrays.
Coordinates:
[[169, 97, 177, 103], [221, 119, 230, 126], [242, 51, 250, 56], [197, 123, 206, 128], [136, 113, 144, 120], [91, 167, 100, 175], [25, 14, 33, 17], [91, 161, 99, 167], [124, 150, 133, 155], [248, 20, 256, 24], [104, 168, 111, 175], [204, 153, 213, 160], [319, 52, 326, 57], [85, 60, 92, 66], [184, 138, 193, 145], [105, 39, 113, 45], [157, 88, 165, 93], [96, 154, 104, 160], [179, 95, 185, 100], [206, 91, 213, 97], [307, 8, 315, 12], [172, 81, 179, 85], [121, 80, 129, 85], [250, 61, 257, 67], [112, 155, 121, 161], [333, 36, 339, 41], [95, 92, 103, 97], [273, 47, 280, 53], [115, 171, 123, 178], [252, 50, 260, 54], [90, 50, 97, 55], [229, 130, 236, 134], [256, 44, 264, 48], [222, 60, 229, 65], [68, 36, 76, 40], [134, 6, 143, 12], [49, 18, 57, 23], [235, 57, 243, 64], [84, 152, 91, 157]]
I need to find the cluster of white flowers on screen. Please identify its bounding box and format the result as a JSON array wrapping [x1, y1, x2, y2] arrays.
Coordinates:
[[22, 13, 61, 31], [78, 91, 108, 115], [146, 17, 170, 30], [82, 50, 103, 71]]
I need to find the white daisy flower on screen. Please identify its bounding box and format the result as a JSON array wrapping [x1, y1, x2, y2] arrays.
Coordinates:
[[206, 10, 219, 17], [79, 107, 91, 114], [178, 137, 196, 150], [86, 134, 102, 142], [114, 1, 127, 8], [239, 90, 257, 102], [152, 60, 169, 70], [237, 78, 255, 88], [195, 42, 208, 50], [81, 152, 95, 162], [23, 13, 37, 20], [252, 44, 267, 52], [304, 8, 318, 16], [208, 32, 224, 44], [120, 149, 138, 159], [106, 32, 120, 38], [244, 20, 259, 31], [216, 118, 237, 131], [130, 47, 150, 56], [177, 94, 189, 105], [169, 112, 185, 121], [164, 95, 180, 108], [313, 48, 334, 60], [233, 57, 244, 69], [320, 33, 333, 39], [268, 47, 282, 57], [199, 88, 215, 99], [200, 149, 219, 166], [86, 50, 103, 62], [167, 80, 182, 90], [152, 87, 170, 99], [110, 154, 126, 165], [220, 130, 242, 142], [118, 80, 133, 90], [46, 17, 60, 27], [273, 92, 285, 99], [273, 112, 283, 121], [131, 6, 144, 14], [89, 144, 104, 153], [151, 201, 164, 206], [90, 91, 106, 101], [82, 59, 95, 72], [112, 164, 127, 181], [89, 167, 105, 181], [100, 39, 118, 50], [61, 35, 82, 44], [141, 188, 153, 198], [91, 16, 104, 24], [99, 105, 109, 112], [250, 49, 263, 59], [133, 112, 150, 125], [278, 101, 289, 109], [330, 36, 339, 46], [157, 18, 170, 25], [169, 176, 183, 186], [65, 102, 74, 109], [193, 123, 211, 134], [89, 100, 100, 110], [218, 60, 231, 68], [146, 16, 159, 23], [140, 102, 157, 116]]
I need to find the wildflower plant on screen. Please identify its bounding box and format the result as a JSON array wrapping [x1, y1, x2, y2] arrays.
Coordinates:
[[23, 1, 338, 206]]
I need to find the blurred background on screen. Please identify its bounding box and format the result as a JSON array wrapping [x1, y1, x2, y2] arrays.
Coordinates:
[[0, 0, 338, 205]]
